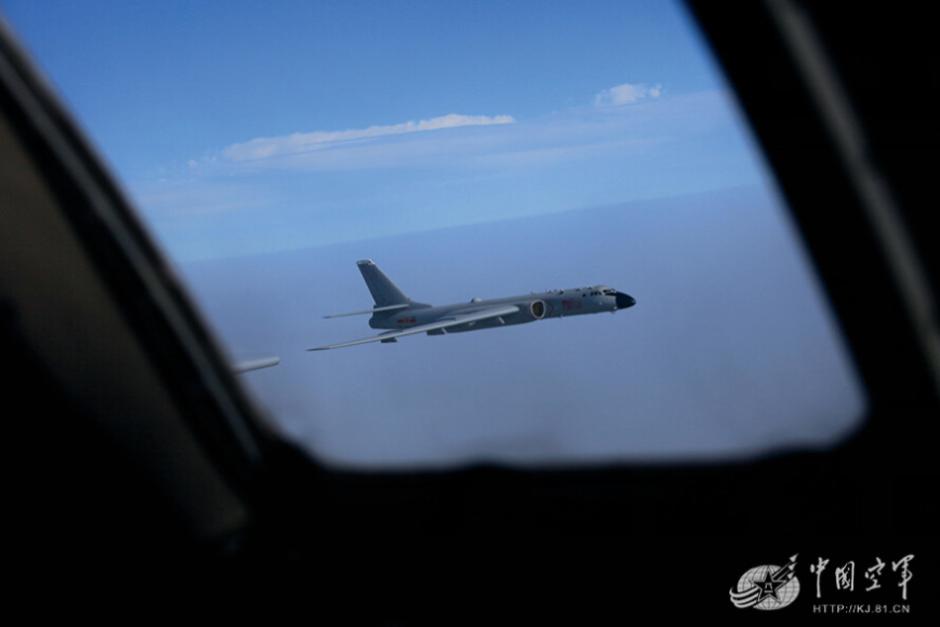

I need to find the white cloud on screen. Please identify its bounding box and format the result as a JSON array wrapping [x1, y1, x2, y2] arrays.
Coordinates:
[[181, 89, 727, 177], [221, 113, 515, 162], [594, 82, 663, 107]]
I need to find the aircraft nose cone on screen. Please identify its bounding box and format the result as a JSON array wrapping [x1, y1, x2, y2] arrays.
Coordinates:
[[615, 292, 636, 309]]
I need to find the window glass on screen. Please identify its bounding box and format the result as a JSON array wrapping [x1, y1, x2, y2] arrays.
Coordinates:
[[1, 0, 866, 467]]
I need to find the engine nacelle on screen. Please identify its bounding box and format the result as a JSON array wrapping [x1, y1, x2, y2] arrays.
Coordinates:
[[527, 299, 547, 320]]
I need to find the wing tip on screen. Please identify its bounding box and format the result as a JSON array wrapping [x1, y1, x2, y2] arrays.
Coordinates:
[[232, 356, 281, 372]]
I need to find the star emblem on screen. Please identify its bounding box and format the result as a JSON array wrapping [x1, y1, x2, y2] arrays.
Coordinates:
[[751, 567, 786, 604]]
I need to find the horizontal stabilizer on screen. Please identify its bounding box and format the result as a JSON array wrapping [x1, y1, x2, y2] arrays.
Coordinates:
[[323, 303, 410, 319]]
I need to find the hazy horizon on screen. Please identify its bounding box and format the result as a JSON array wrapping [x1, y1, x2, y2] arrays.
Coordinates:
[[180, 185, 866, 469]]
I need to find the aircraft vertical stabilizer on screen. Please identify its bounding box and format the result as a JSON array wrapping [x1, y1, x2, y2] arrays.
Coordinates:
[[357, 259, 410, 306]]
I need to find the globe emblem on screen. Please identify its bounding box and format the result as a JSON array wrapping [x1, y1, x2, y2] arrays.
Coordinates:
[[735, 564, 801, 610]]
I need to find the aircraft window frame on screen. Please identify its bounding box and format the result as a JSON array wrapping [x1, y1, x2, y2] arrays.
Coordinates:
[[2, 1, 937, 542]]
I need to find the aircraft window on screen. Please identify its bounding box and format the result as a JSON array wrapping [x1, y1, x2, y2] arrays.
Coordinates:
[[1, 0, 865, 467]]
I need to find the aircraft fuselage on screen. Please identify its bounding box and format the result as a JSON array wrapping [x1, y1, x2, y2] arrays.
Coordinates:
[[369, 286, 636, 334]]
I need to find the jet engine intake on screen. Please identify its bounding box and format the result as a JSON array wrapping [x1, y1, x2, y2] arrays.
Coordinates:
[[529, 299, 547, 320]]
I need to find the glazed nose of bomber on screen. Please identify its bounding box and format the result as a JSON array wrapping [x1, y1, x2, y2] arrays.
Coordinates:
[[615, 292, 636, 309]]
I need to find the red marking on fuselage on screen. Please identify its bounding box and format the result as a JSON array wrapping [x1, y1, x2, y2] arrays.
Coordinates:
[[397, 316, 417, 325], [561, 299, 582, 311]]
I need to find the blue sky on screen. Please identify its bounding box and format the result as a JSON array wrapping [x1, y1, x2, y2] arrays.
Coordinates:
[[1, 0, 768, 260]]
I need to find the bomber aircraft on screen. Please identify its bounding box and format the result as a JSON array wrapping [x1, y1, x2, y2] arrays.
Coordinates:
[[308, 259, 636, 351]]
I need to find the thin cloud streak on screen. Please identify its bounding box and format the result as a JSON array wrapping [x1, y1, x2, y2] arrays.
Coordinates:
[[191, 90, 728, 174], [190, 83, 694, 174], [220, 113, 516, 162]]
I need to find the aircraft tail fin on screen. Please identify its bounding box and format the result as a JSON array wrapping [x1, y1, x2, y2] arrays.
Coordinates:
[[356, 259, 410, 307]]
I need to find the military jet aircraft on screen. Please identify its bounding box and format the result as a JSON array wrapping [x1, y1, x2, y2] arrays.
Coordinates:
[[309, 259, 636, 351]]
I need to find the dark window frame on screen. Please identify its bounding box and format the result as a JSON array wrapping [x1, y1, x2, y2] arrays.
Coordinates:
[[2, 2, 937, 557]]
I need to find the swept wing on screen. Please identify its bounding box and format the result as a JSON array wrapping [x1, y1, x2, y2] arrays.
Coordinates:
[[308, 305, 519, 351]]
